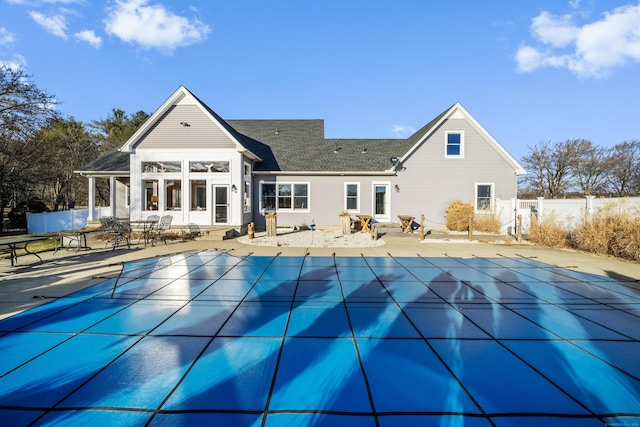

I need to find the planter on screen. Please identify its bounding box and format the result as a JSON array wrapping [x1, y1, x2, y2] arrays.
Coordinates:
[[340, 214, 351, 235]]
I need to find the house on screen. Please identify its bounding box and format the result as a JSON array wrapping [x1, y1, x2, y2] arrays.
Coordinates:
[[76, 86, 526, 233]]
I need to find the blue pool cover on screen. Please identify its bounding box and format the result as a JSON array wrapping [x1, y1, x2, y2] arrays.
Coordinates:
[[0, 251, 639, 426]]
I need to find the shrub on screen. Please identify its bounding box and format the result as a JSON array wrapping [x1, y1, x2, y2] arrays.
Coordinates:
[[528, 215, 568, 248], [446, 200, 474, 231], [572, 206, 640, 262], [474, 212, 501, 233]]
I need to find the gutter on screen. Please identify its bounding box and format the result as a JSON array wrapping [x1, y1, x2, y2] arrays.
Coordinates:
[[252, 170, 396, 176]]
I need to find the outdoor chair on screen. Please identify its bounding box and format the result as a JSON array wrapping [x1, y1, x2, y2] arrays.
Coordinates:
[[182, 223, 202, 240], [152, 214, 173, 245], [106, 220, 131, 250]]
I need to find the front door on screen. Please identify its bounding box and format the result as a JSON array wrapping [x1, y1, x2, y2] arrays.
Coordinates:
[[373, 183, 390, 222], [213, 185, 229, 224]]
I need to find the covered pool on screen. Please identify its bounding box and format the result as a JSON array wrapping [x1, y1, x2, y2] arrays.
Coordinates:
[[1, 251, 639, 426]]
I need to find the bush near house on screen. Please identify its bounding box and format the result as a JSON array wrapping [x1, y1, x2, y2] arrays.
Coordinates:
[[446, 200, 501, 233], [446, 200, 474, 231], [474, 211, 501, 233]]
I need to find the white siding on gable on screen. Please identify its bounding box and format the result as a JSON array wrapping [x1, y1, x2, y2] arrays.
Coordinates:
[[136, 105, 237, 150]]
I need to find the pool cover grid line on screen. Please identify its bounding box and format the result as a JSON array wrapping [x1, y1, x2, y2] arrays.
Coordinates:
[[146, 252, 283, 426], [0, 251, 638, 426]]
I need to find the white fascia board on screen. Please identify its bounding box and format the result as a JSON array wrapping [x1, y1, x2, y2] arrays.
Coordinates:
[[253, 170, 396, 176], [399, 103, 526, 176]]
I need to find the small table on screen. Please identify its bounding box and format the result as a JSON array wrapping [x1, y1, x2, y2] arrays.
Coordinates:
[[56, 229, 94, 253], [398, 215, 415, 233], [356, 215, 372, 233], [0, 236, 51, 266]]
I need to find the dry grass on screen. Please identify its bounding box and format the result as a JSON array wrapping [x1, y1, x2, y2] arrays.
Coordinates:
[[572, 205, 640, 262], [474, 212, 501, 233], [446, 200, 474, 232], [528, 215, 569, 248]]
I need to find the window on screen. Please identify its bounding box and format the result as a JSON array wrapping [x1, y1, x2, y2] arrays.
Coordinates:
[[345, 183, 359, 211], [244, 162, 251, 213], [189, 161, 229, 173], [190, 180, 207, 210], [165, 180, 181, 210], [144, 180, 158, 210], [476, 183, 493, 212], [260, 182, 309, 211], [445, 131, 464, 157], [244, 181, 251, 212], [142, 161, 181, 173]]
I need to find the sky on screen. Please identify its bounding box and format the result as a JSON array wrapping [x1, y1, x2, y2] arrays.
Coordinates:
[[1, 0, 639, 161]]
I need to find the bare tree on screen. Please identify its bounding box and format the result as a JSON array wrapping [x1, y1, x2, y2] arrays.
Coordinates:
[[0, 65, 58, 231], [520, 140, 584, 198], [607, 140, 640, 196], [570, 139, 610, 196]]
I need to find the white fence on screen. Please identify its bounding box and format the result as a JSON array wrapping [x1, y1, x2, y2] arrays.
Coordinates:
[[27, 207, 112, 234], [506, 196, 640, 235]]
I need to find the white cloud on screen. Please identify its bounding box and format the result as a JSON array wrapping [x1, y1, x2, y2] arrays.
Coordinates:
[[0, 27, 16, 45], [104, 0, 211, 53], [516, 2, 640, 78], [29, 11, 68, 38], [0, 54, 28, 71], [75, 29, 102, 48], [392, 125, 416, 137]]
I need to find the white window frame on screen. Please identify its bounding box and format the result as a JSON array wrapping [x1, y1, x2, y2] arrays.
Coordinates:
[[259, 181, 310, 213], [475, 182, 494, 213], [344, 182, 360, 213], [243, 162, 252, 213], [445, 131, 464, 158]]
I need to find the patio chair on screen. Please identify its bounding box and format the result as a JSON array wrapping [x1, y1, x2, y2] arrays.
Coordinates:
[[152, 214, 173, 246], [106, 221, 131, 250], [182, 223, 202, 240]]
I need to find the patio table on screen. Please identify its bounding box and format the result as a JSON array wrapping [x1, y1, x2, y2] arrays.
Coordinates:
[[0, 236, 51, 266], [55, 229, 95, 253], [398, 215, 415, 233], [356, 214, 372, 232]]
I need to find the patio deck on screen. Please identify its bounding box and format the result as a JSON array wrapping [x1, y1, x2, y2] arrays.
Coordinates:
[[0, 250, 639, 426]]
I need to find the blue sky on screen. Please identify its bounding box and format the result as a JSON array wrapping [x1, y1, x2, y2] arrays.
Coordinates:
[[1, 0, 639, 161]]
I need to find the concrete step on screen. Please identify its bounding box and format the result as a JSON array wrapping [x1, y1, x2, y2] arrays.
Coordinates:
[[199, 228, 235, 241]]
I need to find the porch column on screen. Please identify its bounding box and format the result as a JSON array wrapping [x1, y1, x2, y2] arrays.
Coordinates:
[[87, 176, 95, 221], [110, 176, 117, 217]]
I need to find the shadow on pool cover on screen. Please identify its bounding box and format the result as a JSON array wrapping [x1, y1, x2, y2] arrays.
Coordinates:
[[0, 250, 639, 426]]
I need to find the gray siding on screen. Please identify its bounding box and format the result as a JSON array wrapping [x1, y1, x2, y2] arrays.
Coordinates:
[[137, 105, 237, 150], [251, 175, 387, 228], [391, 118, 518, 228]]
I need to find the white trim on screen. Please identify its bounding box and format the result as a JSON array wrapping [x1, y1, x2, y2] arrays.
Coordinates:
[[399, 103, 526, 175], [445, 131, 465, 159], [252, 170, 395, 176], [475, 182, 495, 213], [372, 182, 391, 221], [344, 182, 360, 213], [259, 180, 311, 213]]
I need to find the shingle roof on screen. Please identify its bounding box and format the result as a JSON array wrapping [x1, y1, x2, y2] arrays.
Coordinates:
[[76, 149, 129, 174], [228, 120, 413, 172], [78, 97, 458, 174]]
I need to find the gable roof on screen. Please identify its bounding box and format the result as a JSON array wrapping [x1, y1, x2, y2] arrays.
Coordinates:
[[119, 86, 261, 161], [402, 102, 526, 175], [78, 88, 525, 176]]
